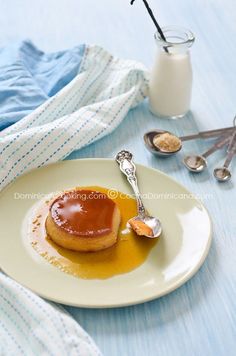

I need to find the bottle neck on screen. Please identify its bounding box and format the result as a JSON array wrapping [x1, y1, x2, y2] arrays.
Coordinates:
[[158, 46, 190, 56], [155, 26, 194, 56]]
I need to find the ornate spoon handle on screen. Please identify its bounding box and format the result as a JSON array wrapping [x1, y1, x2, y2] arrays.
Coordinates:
[[116, 150, 146, 217]]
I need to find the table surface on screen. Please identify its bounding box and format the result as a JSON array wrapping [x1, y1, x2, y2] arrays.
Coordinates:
[[1, 1, 236, 355]]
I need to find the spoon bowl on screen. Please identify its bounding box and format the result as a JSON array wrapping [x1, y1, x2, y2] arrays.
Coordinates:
[[214, 167, 231, 182], [183, 155, 207, 172], [144, 130, 182, 157], [128, 215, 162, 239]]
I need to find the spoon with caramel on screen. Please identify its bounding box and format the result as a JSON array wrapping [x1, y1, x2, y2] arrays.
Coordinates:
[[116, 150, 162, 238]]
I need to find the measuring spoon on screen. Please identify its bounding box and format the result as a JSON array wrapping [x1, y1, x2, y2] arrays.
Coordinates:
[[144, 126, 235, 157], [213, 130, 236, 182], [183, 135, 231, 172]]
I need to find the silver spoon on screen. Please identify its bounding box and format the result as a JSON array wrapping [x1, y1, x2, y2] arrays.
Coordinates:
[[144, 126, 235, 157], [116, 150, 162, 238], [183, 134, 231, 173], [214, 129, 236, 182]]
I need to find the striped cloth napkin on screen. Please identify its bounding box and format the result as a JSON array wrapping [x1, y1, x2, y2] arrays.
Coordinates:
[[0, 41, 148, 354]]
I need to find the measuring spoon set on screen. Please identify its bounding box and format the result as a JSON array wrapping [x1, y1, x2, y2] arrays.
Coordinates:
[[144, 116, 236, 182]]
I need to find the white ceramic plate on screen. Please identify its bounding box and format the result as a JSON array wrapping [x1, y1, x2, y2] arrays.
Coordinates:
[[0, 159, 212, 308]]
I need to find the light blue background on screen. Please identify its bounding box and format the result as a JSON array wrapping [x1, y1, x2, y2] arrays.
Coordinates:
[[1, 1, 235, 355]]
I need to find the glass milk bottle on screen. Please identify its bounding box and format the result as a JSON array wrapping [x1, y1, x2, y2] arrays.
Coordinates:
[[149, 26, 195, 119]]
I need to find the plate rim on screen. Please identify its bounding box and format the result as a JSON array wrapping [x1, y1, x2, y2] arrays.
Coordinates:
[[0, 158, 213, 308]]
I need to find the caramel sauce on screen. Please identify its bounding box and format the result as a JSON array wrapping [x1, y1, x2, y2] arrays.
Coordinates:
[[50, 189, 115, 236], [29, 186, 157, 279]]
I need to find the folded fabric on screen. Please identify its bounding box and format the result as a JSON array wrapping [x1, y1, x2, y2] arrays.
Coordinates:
[[0, 273, 101, 356], [0, 41, 148, 355], [0, 41, 148, 191], [0, 41, 85, 131]]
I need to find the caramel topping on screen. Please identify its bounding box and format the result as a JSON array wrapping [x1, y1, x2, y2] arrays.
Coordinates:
[[50, 190, 116, 237]]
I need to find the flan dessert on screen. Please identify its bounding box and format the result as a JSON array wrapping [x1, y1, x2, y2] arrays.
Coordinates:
[[45, 189, 121, 252], [30, 186, 158, 279]]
